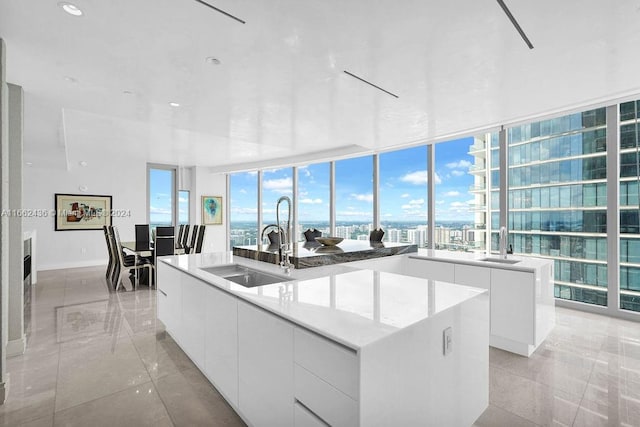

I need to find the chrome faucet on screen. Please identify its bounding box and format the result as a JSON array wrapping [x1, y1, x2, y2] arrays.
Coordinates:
[[276, 196, 294, 274], [499, 226, 508, 259]]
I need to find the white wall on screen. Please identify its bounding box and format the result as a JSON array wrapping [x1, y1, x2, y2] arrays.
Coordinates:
[[193, 167, 227, 253], [23, 155, 147, 271]]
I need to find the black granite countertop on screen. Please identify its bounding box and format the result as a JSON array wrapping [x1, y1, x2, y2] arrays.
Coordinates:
[[232, 239, 417, 269]]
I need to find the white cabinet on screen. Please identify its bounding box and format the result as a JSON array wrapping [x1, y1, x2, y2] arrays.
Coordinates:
[[293, 328, 359, 427], [238, 301, 294, 427], [405, 257, 454, 282], [454, 263, 490, 290], [490, 269, 535, 344], [204, 285, 238, 406], [157, 262, 182, 337], [294, 402, 326, 427], [180, 274, 207, 366]]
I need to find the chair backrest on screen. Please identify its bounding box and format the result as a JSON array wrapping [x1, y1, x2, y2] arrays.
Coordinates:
[[176, 224, 185, 247], [155, 236, 175, 257], [135, 224, 150, 251], [103, 225, 114, 262], [369, 228, 385, 242], [195, 225, 206, 253], [111, 226, 126, 266], [181, 225, 190, 248], [156, 226, 174, 237], [189, 225, 199, 248]]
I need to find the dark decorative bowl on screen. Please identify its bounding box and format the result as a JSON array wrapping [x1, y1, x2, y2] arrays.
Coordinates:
[[315, 237, 344, 246]]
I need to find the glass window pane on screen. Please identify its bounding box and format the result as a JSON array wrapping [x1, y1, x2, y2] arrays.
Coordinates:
[[298, 163, 330, 240], [335, 156, 373, 238], [149, 167, 174, 229], [230, 172, 258, 247]]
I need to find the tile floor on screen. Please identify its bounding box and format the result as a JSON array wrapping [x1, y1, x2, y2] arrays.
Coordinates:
[[1, 265, 639, 426]]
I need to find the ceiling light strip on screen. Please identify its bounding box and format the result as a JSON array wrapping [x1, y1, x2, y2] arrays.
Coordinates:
[[193, 0, 246, 24], [343, 71, 399, 99], [495, 0, 534, 49]]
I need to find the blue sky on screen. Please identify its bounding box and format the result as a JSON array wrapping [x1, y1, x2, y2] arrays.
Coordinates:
[[229, 137, 476, 223]]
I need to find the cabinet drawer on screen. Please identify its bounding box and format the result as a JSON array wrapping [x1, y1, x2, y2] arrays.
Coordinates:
[[294, 364, 357, 427], [294, 328, 358, 399], [405, 257, 455, 282], [294, 402, 328, 427]]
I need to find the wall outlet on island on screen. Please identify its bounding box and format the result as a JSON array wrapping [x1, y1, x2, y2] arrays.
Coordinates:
[[443, 327, 453, 356]]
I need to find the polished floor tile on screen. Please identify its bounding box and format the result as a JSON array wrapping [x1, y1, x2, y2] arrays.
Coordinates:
[[2, 266, 640, 426]]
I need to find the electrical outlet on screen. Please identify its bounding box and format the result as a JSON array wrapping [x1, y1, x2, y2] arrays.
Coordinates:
[[443, 327, 453, 356]]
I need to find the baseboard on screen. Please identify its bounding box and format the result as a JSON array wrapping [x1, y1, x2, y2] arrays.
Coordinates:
[[38, 259, 107, 271], [6, 336, 26, 357]]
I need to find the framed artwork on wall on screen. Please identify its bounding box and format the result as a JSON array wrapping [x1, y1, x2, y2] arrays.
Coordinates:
[[54, 193, 112, 231], [202, 195, 223, 225]]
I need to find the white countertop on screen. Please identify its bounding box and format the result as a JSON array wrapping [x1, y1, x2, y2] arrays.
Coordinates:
[[410, 248, 551, 273], [161, 252, 487, 350]]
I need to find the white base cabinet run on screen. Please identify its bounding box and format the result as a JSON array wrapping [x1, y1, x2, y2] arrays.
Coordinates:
[[158, 261, 489, 427]]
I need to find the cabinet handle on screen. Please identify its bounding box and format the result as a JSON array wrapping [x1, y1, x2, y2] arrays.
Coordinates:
[[158, 289, 167, 297]]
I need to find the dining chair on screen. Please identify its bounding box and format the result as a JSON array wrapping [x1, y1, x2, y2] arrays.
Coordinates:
[[103, 225, 115, 280], [153, 234, 175, 286], [180, 224, 191, 251], [176, 224, 185, 249], [185, 225, 199, 254], [369, 228, 385, 242], [195, 225, 206, 253], [135, 224, 151, 251], [112, 226, 153, 291]]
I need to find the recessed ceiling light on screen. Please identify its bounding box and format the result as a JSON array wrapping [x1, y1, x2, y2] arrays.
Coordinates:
[[169, 102, 180, 107], [58, 2, 83, 16], [25, 162, 33, 167], [205, 57, 221, 65], [64, 76, 78, 84], [79, 161, 87, 167], [123, 90, 133, 95]]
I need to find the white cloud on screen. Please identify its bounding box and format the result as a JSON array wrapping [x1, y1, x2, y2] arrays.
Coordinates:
[[239, 189, 248, 194], [450, 201, 466, 208], [436, 200, 445, 205], [230, 207, 257, 215], [178, 196, 189, 203], [400, 193, 410, 198], [400, 170, 427, 185], [263, 177, 292, 191], [149, 206, 172, 215], [408, 198, 424, 205], [444, 191, 460, 197], [337, 210, 371, 217], [350, 193, 373, 202], [451, 170, 465, 177], [446, 160, 471, 169], [247, 171, 258, 176], [300, 198, 323, 204], [400, 171, 442, 185]]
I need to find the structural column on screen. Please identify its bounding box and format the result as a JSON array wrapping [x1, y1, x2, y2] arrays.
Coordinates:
[[7, 83, 24, 356], [0, 38, 10, 404]]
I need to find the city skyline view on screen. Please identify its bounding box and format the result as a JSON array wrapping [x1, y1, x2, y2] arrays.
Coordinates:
[[230, 136, 476, 224]]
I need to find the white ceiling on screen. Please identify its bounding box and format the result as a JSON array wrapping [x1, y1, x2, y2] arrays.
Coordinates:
[[2, 0, 640, 171]]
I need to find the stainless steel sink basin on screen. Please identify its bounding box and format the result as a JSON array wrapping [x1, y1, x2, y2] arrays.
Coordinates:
[[479, 257, 521, 265], [201, 264, 292, 288]]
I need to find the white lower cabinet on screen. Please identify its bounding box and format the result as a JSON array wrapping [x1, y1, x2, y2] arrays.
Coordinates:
[[454, 263, 490, 290], [405, 257, 454, 282], [157, 262, 182, 336], [490, 268, 535, 343], [204, 285, 238, 407], [238, 301, 294, 427], [180, 275, 207, 365], [294, 402, 327, 427]]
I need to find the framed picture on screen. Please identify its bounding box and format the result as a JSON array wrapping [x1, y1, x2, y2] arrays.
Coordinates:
[[55, 193, 112, 231], [202, 195, 223, 225]]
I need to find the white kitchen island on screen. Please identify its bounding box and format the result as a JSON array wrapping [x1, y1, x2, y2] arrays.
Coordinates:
[[350, 250, 556, 357], [157, 252, 489, 427]]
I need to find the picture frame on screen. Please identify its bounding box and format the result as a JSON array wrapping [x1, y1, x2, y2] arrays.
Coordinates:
[[55, 193, 112, 231], [202, 195, 223, 225]]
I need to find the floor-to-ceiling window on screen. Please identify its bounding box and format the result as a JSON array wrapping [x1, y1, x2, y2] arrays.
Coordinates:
[[620, 99, 640, 312], [297, 162, 330, 240], [261, 168, 293, 243], [506, 108, 608, 306], [379, 146, 428, 246], [178, 190, 189, 225], [229, 172, 258, 247], [335, 156, 373, 239], [148, 165, 176, 230], [434, 137, 476, 251]]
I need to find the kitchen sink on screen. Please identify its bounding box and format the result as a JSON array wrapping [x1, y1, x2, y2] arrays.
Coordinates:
[[478, 257, 521, 265], [201, 264, 292, 288]]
